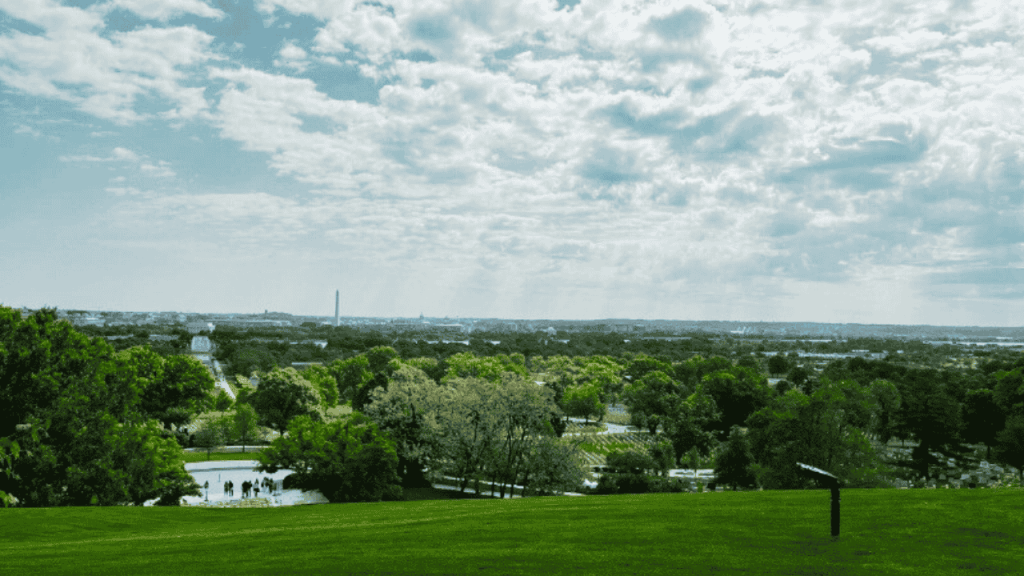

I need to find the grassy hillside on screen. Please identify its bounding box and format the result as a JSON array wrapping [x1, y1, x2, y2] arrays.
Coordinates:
[[2, 489, 1021, 575]]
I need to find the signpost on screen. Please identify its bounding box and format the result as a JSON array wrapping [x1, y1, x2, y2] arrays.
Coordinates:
[[795, 462, 840, 539]]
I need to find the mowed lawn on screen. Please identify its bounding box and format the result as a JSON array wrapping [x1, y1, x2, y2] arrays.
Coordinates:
[[2, 489, 1022, 575]]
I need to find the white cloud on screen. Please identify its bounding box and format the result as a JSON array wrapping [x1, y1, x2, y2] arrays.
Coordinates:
[[95, 0, 225, 22], [273, 41, 309, 72], [0, 0, 219, 124], [140, 161, 175, 178]]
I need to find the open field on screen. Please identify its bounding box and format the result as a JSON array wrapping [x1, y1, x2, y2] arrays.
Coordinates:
[[182, 451, 268, 463], [2, 489, 1022, 575]]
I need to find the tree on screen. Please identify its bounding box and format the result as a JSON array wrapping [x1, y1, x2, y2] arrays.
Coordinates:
[[993, 414, 1024, 483], [256, 413, 402, 503], [213, 389, 234, 411], [962, 388, 1005, 461], [248, 367, 324, 435], [993, 368, 1024, 417], [562, 382, 605, 424], [623, 354, 673, 384], [363, 365, 454, 487], [193, 418, 228, 461], [442, 352, 529, 384], [746, 384, 888, 490], [329, 355, 372, 403], [893, 369, 970, 480], [767, 355, 790, 377], [232, 403, 260, 453], [488, 373, 561, 498], [788, 365, 811, 390], [714, 426, 757, 490], [352, 346, 402, 410], [519, 435, 590, 496], [0, 307, 200, 507], [622, 370, 683, 434], [700, 367, 772, 441], [439, 377, 502, 495], [141, 354, 217, 431], [302, 364, 340, 408], [661, 384, 720, 468], [868, 379, 902, 445]]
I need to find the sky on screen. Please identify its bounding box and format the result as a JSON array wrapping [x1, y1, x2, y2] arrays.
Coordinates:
[[1, 0, 1023, 325]]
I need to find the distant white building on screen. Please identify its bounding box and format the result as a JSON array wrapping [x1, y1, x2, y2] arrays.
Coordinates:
[[187, 321, 215, 334], [190, 336, 212, 353]]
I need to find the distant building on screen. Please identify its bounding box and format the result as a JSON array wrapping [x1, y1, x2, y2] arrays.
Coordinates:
[[187, 321, 215, 334], [190, 336, 212, 353]]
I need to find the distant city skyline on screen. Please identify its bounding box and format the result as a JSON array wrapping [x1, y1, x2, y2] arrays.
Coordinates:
[[2, 1, 1023, 326]]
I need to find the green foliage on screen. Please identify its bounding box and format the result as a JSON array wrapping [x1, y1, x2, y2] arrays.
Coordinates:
[[993, 414, 1024, 482], [350, 346, 402, 411], [700, 367, 772, 441], [232, 403, 260, 453], [363, 365, 455, 487], [746, 385, 888, 490], [328, 355, 372, 403], [962, 388, 1004, 457], [301, 364, 340, 408], [622, 370, 683, 434], [256, 412, 402, 503], [192, 419, 228, 460], [562, 382, 605, 423], [993, 367, 1024, 416], [442, 351, 529, 384], [715, 426, 757, 490], [213, 389, 234, 411], [0, 307, 200, 507], [868, 379, 902, 444], [248, 367, 324, 434], [767, 355, 790, 376], [661, 384, 720, 465]]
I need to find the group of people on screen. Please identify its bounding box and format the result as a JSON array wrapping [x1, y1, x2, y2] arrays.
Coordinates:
[[222, 478, 278, 499]]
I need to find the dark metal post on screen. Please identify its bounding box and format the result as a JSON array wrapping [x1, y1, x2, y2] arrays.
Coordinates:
[[830, 486, 840, 538], [796, 462, 841, 540]]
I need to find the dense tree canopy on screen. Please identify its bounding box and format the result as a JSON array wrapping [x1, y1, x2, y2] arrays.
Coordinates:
[[248, 367, 325, 434], [0, 308, 201, 506], [256, 412, 403, 503]]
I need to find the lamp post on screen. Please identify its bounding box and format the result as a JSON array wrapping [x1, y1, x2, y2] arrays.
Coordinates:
[[204, 481, 209, 502], [796, 462, 841, 539]]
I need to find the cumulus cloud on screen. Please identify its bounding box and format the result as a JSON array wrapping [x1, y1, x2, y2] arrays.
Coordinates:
[[4, 0, 1024, 321]]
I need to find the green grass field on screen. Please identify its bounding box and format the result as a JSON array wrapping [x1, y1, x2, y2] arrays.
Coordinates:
[[182, 451, 266, 463], [3, 488, 1022, 575]]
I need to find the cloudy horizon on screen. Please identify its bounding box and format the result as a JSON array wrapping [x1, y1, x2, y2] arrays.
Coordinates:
[[1, 0, 1022, 325]]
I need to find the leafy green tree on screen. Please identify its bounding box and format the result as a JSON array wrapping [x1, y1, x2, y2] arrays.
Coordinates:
[[404, 357, 444, 383], [993, 414, 1024, 483], [232, 403, 260, 453], [192, 418, 228, 460], [302, 364, 340, 407], [662, 384, 720, 467], [623, 354, 674, 384], [993, 368, 1024, 417], [440, 377, 502, 494], [519, 435, 590, 496], [442, 352, 529, 384], [700, 367, 772, 441], [213, 389, 234, 411], [648, 438, 676, 477], [363, 365, 455, 487], [622, 370, 683, 434], [963, 388, 1005, 461], [329, 356, 372, 403], [788, 365, 811, 389], [893, 369, 970, 480], [248, 367, 324, 435], [488, 373, 562, 498], [574, 356, 625, 404], [868, 379, 902, 444], [256, 412, 402, 503], [746, 385, 887, 490], [767, 355, 790, 377], [714, 426, 757, 490], [0, 307, 199, 507], [352, 346, 403, 410], [142, 355, 217, 431], [562, 382, 605, 424]]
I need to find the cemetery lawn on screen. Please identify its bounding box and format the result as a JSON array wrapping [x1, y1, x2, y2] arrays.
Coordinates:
[[182, 451, 266, 463], [2, 488, 1022, 575]]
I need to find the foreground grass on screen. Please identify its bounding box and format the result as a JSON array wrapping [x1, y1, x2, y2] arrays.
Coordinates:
[[2, 489, 1022, 575]]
